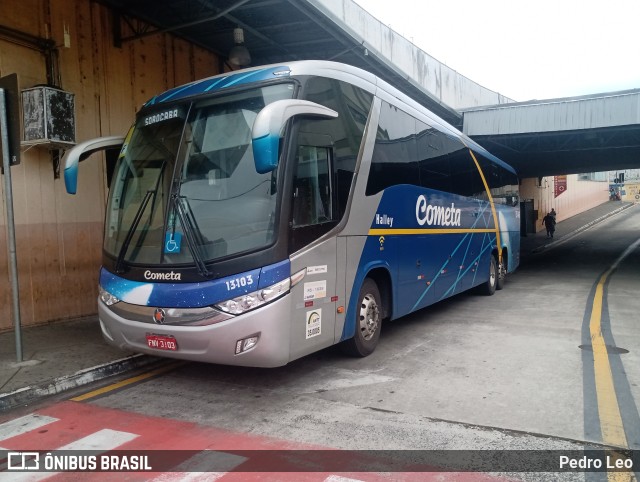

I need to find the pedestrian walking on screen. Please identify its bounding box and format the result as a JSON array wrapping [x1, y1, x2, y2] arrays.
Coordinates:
[[542, 212, 556, 238]]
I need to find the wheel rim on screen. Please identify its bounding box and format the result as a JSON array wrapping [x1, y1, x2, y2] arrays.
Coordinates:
[[489, 259, 496, 287], [498, 261, 506, 280], [359, 293, 380, 341]]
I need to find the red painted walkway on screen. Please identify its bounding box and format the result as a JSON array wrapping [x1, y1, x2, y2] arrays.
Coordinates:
[[0, 401, 510, 481]]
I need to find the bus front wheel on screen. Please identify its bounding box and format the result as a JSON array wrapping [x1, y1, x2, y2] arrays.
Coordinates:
[[341, 278, 381, 357]]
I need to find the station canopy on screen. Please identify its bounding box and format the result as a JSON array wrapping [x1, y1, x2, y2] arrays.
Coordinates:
[[96, 0, 460, 125]]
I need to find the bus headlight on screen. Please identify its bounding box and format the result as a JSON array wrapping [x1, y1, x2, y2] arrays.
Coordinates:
[[215, 277, 290, 315], [99, 286, 121, 306], [215, 268, 305, 315]]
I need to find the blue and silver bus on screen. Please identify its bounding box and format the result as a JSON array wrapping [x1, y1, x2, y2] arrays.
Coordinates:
[[64, 61, 520, 367]]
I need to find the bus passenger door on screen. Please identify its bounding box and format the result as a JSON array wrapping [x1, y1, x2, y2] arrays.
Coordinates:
[[287, 138, 338, 361]]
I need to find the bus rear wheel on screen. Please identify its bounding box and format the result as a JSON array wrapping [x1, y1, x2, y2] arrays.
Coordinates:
[[496, 255, 507, 291], [341, 278, 381, 357], [478, 255, 497, 296]]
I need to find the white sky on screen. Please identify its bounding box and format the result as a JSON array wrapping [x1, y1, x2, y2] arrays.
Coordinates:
[[353, 0, 640, 101]]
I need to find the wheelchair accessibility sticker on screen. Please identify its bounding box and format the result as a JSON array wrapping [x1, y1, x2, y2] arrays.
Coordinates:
[[164, 232, 183, 254]]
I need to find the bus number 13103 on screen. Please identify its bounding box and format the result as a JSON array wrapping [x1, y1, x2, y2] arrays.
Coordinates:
[[225, 275, 254, 291]]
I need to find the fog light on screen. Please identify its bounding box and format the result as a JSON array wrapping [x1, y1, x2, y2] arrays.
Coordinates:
[[235, 335, 259, 354]]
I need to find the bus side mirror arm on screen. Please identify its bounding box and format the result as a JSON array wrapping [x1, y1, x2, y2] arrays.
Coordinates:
[[252, 99, 338, 174], [62, 135, 125, 194]]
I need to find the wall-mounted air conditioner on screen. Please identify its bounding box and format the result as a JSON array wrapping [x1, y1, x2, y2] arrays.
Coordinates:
[[22, 85, 75, 148]]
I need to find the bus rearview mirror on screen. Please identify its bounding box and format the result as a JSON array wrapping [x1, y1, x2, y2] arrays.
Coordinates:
[[251, 99, 338, 174], [62, 136, 125, 194]]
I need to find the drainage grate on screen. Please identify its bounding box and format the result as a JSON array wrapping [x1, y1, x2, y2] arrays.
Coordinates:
[[579, 344, 629, 355]]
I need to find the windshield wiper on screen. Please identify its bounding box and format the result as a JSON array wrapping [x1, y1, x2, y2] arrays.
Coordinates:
[[172, 194, 210, 277], [115, 190, 154, 274]]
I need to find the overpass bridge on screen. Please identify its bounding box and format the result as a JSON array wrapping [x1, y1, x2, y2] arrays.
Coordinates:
[[462, 90, 640, 178]]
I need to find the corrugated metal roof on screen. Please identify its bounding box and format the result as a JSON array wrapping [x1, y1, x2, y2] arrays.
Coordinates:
[[462, 90, 640, 177], [92, 0, 640, 178], [463, 89, 640, 136], [93, 0, 517, 126], [95, 0, 457, 124]]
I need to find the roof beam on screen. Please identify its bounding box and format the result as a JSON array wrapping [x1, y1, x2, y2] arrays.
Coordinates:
[[119, 0, 252, 43]]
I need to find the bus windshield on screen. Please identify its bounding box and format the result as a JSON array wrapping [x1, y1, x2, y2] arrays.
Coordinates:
[[104, 83, 295, 269]]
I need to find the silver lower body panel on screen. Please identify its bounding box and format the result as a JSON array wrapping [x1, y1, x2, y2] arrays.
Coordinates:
[[98, 295, 292, 367]]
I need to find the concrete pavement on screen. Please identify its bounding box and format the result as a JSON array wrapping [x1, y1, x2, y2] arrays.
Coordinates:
[[519, 200, 634, 256], [0, 200, 635, 412], [0, 316, 165, 411]]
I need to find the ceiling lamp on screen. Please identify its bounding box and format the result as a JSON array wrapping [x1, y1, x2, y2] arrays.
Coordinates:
[[228, 28, 251, 67]]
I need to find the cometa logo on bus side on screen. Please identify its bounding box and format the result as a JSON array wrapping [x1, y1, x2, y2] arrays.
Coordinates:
[[416, 195, 462, 227]]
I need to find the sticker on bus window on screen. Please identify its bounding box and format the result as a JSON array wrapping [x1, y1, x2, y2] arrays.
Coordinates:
[[304, 280, 326, 301], [306, 309, 321, 339], [164, 232, 182, 254]]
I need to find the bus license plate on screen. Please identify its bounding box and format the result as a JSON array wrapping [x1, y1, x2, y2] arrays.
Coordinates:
[[146, 334, 178, 351]]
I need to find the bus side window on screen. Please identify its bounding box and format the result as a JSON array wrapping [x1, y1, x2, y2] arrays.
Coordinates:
[[442, 138, 487, 200], [474, 153, 520, 206], [292, 145, 332, 227], [366, 102, 419, 196], [416, 121, 452, 193], [300, 77, 373, 219]]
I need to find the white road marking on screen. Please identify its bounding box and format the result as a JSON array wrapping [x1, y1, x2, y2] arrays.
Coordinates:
[[1, 428, 139, 481], [151, 450, 248, 481], [0, 414, 59, 441], [57, 428, 138, 450]]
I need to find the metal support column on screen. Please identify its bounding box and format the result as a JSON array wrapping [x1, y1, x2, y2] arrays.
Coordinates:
[[0, 87, 23, 362]]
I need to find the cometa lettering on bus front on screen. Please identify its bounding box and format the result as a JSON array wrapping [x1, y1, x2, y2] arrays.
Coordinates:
[[144, 270, 181, 281], [416, 195, 462, 227]]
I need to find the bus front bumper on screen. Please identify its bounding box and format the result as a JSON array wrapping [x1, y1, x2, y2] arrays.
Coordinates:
[[97, 295, 292, 367]]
